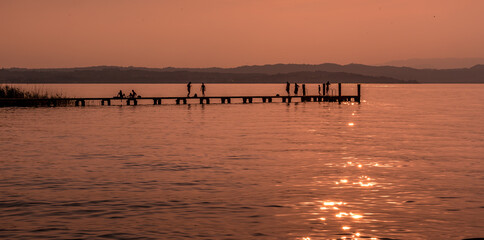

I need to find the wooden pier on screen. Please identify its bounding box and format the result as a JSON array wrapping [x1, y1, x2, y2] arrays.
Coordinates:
[[0, 83, 361, 107]]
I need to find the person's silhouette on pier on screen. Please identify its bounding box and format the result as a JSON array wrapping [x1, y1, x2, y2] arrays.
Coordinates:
[[117, 90, 125, 98], [326, 81, 330, 94], [286, 82, 290, 96], [201, 83, 206, 97], [302, 84, 306, 96], [131, 90, 137, 98], [187, 82, 192, 97], [318, 85, 321, 95], [294, 83, 299, 95]]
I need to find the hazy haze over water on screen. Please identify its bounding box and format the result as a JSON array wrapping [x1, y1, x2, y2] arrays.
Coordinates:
[[0, 84, 483, 239]]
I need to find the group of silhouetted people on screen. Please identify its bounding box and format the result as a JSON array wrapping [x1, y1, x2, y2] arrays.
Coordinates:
[[113, 81, 332, 102], [116, 89, 138, 98], [187, 82, 206, 97], [286, 82, 306, 96], [286, 81, 331, 96]]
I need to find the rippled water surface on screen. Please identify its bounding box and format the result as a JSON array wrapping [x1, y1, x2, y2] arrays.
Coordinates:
[[1, 84, 483, 240]]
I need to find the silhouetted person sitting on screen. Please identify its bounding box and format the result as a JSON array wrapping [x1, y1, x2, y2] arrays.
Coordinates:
[[194, 93, 198, 98], [201, 83, 206, 97], [117, 90, 125, 98], [294, 83, 299, 95], [187, 82, 192, 97], [286, 82, 290, 96]]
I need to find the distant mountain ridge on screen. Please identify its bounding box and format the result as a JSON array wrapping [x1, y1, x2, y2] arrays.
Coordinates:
[[160, 63, 484, 83], [382, 58, 484, 69], [1, 63, 483, 83], [0, 68, 408, 84]]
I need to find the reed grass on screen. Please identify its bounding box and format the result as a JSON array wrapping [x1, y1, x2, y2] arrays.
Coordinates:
[[0, 85, 71, 107]]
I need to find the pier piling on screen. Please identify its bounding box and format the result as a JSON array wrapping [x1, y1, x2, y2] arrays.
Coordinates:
[[338, 83, 342, 104], [357, 84, 361, 103]]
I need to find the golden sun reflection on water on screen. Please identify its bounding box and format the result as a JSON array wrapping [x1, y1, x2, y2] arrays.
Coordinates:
[[302, 160, 386, 240]]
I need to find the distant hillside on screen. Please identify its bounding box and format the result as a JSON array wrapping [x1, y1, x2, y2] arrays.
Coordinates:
[[382, 58, 484, 69], [161, 63, 484, 83], [0, 68, 409, 84], [2, 63, 483, 83]]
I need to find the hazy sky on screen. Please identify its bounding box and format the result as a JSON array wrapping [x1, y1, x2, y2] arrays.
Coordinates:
[[1, 0, 483, 68]]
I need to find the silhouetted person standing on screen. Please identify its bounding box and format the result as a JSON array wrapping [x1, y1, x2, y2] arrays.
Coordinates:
[[187, 82, 192, 97], [294, 83, 299, 95], [318, 85, 321, 95], [302, 84, 306, 96], [201, 83, 206, 97], [131, 90, 137, 98], [118, 90, 124, 98], [326, 81, 330, 94], [286, 82, 290, 96]]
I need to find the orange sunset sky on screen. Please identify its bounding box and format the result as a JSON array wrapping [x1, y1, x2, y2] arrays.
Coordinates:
[[1, 0, 483, 68]]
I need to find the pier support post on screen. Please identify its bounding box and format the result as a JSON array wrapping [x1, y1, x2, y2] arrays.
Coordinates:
[[288, 97, 292, 103], [101, 99, 105, 106], [199, 98, 209, 104], [133, 99, 137, 106], [183, 98, 187, 104], [262, 97, 266, 103], [243, 98, 247, 104], [268, 97, 272, 102], [249, 97, 253, 103], [221, 98, 226, 104], [75, 99, 85, 106], [282, 97, 286, 103], [127, 99, 131, 105], [338, 83, 342, 104], [357, 84, 361, 104], [153, 99, 157, 105]]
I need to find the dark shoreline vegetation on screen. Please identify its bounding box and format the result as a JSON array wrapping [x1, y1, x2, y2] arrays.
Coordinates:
[[0, 85, 71, 107], [1, 63, 484, 84]]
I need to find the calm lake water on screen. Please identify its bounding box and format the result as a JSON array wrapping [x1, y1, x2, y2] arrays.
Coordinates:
[[1, 84, 483, 240]]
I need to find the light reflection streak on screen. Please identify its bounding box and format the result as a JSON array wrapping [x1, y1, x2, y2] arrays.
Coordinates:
[[307, 159, 384, 239], [350, 213, 363, 219]]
